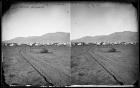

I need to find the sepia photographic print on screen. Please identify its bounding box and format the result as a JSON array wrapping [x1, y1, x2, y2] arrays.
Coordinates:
[[1, 0, 139, 87]]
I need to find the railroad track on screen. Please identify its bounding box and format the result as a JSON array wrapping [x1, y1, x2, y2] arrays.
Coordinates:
[[19, 49, 54, 86], [89, 50, 138, 85], [87, 52, 124, 85], [73, 45, 124, 85], [19, 47, 70, 87], [87, 47, 124, 85], [24, 48, 71, 79]]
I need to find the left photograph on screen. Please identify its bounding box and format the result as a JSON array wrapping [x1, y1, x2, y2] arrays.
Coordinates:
[[2, 2, 71, 87]]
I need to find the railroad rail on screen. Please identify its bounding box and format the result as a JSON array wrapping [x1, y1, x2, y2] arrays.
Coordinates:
[[73, 45, 124, 85], [19, 47, 71, 87], [19, 48, 54, 86]]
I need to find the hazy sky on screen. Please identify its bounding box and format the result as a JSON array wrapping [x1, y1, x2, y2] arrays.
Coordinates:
[[2, 3, 70, 41], [71, 2, 137, 40], [2, 2, 137, 41]]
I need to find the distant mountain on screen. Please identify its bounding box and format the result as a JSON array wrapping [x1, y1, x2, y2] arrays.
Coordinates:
[[72, 31, 138, 43], [3, 31, 138, 44], [4, 32, 70, 44]]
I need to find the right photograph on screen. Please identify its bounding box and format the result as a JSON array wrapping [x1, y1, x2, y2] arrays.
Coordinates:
[[71, 2, 139, 85]]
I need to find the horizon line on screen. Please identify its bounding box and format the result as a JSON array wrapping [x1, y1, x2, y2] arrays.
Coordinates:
[[3, 30, 137, 41], [71, 30, 137, 40]]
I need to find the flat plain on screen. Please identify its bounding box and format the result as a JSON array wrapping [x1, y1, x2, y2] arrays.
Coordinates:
[[2, 44, 139, 86], [71, 44, 139, 85], [2, 45, 71, 87]]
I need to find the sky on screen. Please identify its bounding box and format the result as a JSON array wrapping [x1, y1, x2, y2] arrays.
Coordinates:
[[2, 2, 137, 41], [71, 2, 137, 40], [2, 3, 70, 41]]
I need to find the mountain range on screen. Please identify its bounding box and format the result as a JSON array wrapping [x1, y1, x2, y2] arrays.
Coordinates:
[[4, 32, 70, 44], [72, 31, 138, 43], [3, 31, 138, 44]]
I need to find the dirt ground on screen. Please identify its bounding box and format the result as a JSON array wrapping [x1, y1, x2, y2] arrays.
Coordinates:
[[2, 45, 71, 87], [2, 44, 139, 86], [71, 44, 139, 85]]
